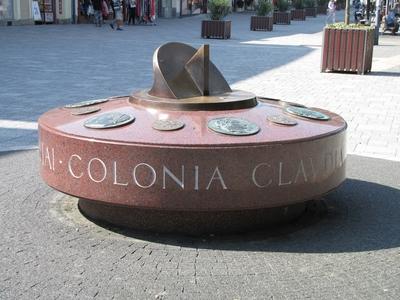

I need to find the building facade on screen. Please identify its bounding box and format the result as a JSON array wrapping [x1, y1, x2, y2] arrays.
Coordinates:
[[0, 0, 72, 25], [0, 0, 211, 25]]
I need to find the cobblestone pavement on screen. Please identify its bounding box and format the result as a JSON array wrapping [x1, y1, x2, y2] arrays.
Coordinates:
[[1, 150, 400, 299], [1, 11, 400, 300], [0, 11, 399, 160]]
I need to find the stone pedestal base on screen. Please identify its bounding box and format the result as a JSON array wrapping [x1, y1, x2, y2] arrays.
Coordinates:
[[78, 198, 312, 235]]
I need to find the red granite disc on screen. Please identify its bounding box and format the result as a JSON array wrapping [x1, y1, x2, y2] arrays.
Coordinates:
[[39, 96, 346, 213]]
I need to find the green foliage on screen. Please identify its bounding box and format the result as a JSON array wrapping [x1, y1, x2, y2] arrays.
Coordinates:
[[256, 0, 273, 16], [292, 0, 304, 9], [208, 0, 230, 20], [316, 0, 328, 6], [326, 22, 374, 30], [276, 0, 289, 11], [304, 0, 316, 7]]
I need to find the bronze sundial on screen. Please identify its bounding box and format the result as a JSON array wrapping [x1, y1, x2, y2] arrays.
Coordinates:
[[38, 42, 347, 235], [130, 42, 257, 111]]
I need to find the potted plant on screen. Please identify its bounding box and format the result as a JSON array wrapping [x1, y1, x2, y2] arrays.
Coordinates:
[[251, 0, 274, 31], [274, 0, 291, 24], [304, 0, 317, 17], [321, 22, 374, 74], [317, 0, 328, 14], [291, 0, 306, 20], [201, 0, 231, 39]]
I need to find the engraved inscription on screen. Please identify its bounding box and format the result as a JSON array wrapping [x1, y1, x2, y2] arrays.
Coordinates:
[[41, 143, 345, 192]]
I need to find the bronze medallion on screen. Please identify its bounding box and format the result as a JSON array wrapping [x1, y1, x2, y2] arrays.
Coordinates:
[[279, 101, 307, 108], [152, 119, 185, 131], [64, 98, 109, 108], [208, 117, 260, 136], [107, 95, 128, 101], [257, 97, 306, 108], [285, 106, 330, 121], [84, 112, 135, 129], [71, 106, 101, 116], [267, 114, 298, 126]]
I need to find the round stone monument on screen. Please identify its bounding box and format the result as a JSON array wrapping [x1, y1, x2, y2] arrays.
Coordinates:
[[39, 42, 347, 235]]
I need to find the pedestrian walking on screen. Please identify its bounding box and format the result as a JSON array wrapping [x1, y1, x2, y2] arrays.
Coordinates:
[[326, 0, 336, 24], [110, 0, 124, 30], [92, 0, 103, 27], [128, 0, 136, 25]]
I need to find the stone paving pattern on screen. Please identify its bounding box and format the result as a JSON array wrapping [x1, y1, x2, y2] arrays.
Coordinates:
[[1, 150, 400, 299], [1, 11, 400, 300], [0, 11, 399, 160]]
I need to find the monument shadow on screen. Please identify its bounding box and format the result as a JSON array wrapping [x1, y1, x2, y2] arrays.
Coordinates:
[[89, 155, 400, 254]]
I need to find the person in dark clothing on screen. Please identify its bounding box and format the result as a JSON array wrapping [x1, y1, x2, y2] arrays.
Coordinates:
[[128, 0, 136, 25], [92, 0, 103, 26], [110, 0, 124, 30]]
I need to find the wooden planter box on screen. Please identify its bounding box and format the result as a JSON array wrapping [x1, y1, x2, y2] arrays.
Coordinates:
[[321, 28, 374, 75], [250, 16, 273, 31], [273, 11, 291, 24], [305, 7, 317, 17], [201, 20, 231, 39], [291, 9, 306, 20]]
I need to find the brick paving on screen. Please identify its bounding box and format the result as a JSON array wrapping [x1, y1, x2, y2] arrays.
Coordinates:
[[1, 150, 400, 299], [0, 11, 399, 160], [1, 11, 400, 300]]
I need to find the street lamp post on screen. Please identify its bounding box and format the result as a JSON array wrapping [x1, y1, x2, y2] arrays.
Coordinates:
[[374, 0, 381, 45]]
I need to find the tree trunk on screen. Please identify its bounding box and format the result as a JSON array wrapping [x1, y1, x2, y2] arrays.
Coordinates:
[[345, 0, 350, 25]]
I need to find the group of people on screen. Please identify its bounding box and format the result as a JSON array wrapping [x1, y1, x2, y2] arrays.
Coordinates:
[[82, 0, 137, 30]]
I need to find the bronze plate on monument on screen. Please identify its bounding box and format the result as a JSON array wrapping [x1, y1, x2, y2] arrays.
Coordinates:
[[84, 112, 135, 129], [152, 119, 185, 131], [70, 106, 101, 116], [208, 117, 260, 136], [267, 114, 298, 126], [64, 98, 109, 108], [285, 106, 330, 121]]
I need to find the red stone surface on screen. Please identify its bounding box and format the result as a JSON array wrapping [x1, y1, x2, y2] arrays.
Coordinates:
[[39, 96, 346, 212]]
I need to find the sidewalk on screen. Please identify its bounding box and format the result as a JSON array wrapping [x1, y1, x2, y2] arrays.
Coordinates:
[[0, 11, 399, 160], [1, 12, 400, 300]]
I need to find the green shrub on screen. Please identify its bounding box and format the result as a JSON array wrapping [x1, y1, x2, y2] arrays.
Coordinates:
[[208, 0, 230, 20], [304, 0, 316, 7], [276, 0, 289, 11], [292, 0, 304, 9], [326, 23, 374, 30], [317, 0, 327, 6], [256, 0, 273, 16]]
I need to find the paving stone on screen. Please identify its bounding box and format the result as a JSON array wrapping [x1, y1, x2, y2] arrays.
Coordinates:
[[1, 11, 400, 160]]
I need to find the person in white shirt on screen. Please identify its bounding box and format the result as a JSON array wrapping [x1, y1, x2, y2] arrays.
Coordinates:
[[326, 0, 336, 24]]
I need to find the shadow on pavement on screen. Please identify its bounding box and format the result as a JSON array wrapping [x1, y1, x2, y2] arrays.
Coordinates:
[[369, 71, 400, 77], [95, 177, 400, 253]]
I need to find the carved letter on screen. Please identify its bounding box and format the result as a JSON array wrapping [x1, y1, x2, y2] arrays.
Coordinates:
[[206, 167, 227, 190], [194, 165, 199, 191], [87, 158, 107, 183], [68, 154, 83, 179], [278, 162, 292, 186], [252, 163, 273, 188], [133, 163, 157, 189], [163, 166, 184, 189], [44, 146, 54, 171], [113, 161, 128, 186], [309, 157, 317, 182], [294, 160, 308, 184]]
